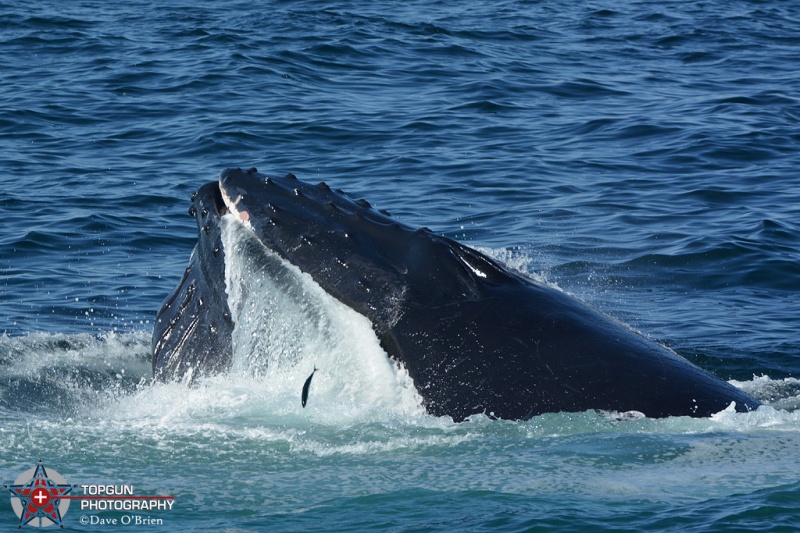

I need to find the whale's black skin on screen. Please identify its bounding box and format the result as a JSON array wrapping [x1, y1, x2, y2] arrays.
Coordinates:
[[153, 167, 761, 421], [152, 182, 234, 381]]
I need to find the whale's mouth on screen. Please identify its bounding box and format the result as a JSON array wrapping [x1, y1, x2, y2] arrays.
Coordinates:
[[218, 168, 256, 228], [189, 179, 229, 222], [218, 182, 249, 226], [217, 210, 425, 417], [216, 191, 229, 218]]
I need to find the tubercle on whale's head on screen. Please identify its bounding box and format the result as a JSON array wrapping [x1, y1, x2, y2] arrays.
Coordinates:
[[217, 167, 400, 231]]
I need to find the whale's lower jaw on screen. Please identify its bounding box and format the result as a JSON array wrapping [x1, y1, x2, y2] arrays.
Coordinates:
[[152, 168, 761, 420], [152, 181, 233, 382]]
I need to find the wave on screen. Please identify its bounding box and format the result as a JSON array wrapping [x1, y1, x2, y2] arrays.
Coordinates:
[[0, 331, 151, 417], [2, 329, 797, 443]]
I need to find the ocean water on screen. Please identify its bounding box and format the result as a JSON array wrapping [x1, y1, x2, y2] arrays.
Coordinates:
[[1, 0, 799, 530]]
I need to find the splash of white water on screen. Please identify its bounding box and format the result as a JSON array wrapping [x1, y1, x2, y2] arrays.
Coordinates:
[[219, 214, 425, 422]]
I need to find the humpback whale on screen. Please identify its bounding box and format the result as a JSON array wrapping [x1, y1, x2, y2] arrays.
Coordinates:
[[152, 167, 760, 421]]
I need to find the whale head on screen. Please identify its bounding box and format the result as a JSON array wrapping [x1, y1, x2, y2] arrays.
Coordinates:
[[153, 167, 761, 421]]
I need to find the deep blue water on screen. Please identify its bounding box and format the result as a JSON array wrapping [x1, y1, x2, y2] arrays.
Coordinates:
[[1, 1, 799, 531]]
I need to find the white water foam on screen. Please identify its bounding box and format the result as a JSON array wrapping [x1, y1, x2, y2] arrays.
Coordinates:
[[730, 375, 800, 412], [0, 331, 150, 379], [218, 214, 425, 423], [100, 233, 790, 435]]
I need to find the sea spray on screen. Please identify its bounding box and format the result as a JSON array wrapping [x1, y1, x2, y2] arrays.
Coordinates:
[[219, 214, 424, 421]]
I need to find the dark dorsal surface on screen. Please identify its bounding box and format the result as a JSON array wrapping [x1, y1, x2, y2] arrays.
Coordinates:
[[153, 167, 761, 421]]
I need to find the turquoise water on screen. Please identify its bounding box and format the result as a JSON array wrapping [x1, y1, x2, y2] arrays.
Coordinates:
[[2, 1, 799, 530]]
